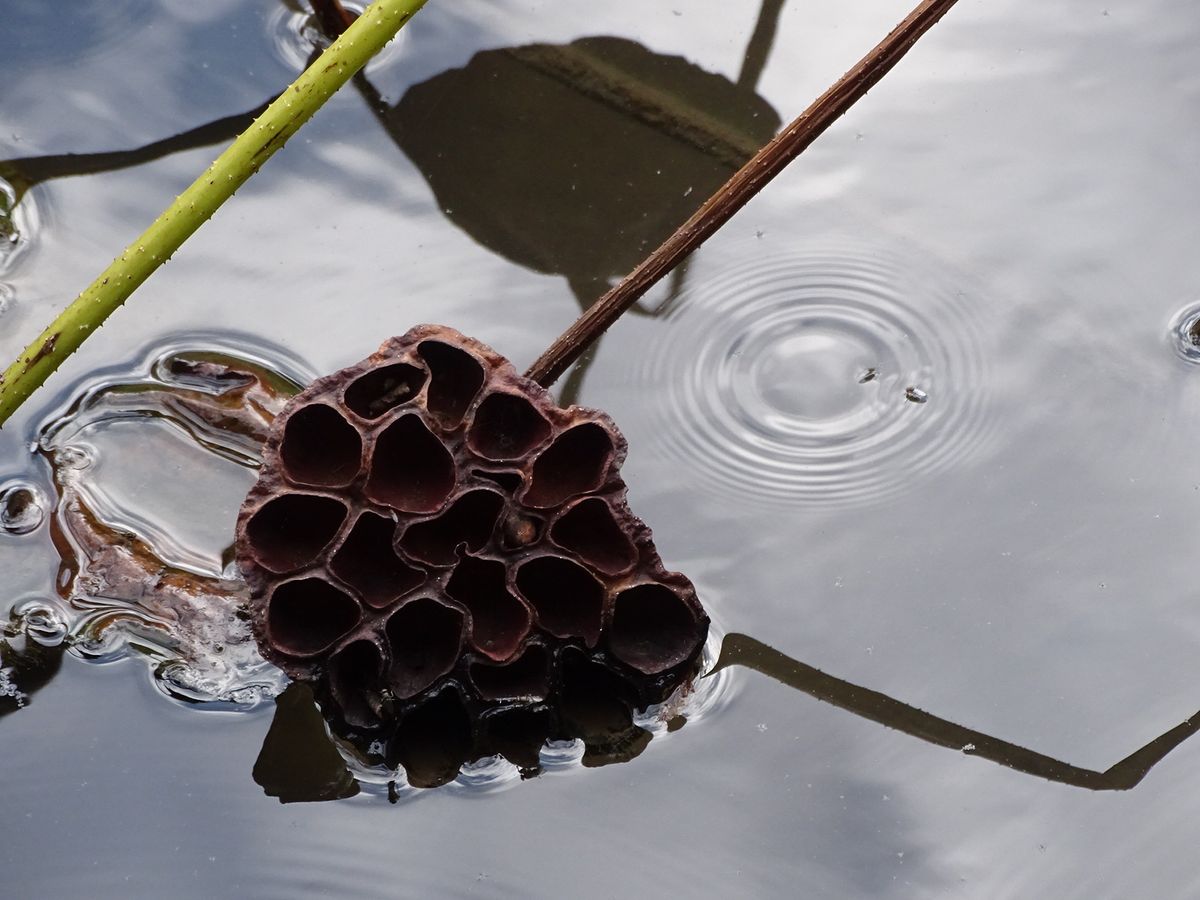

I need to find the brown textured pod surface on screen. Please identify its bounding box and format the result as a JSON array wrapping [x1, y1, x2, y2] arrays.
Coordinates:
[[236, 325, 708, 778]]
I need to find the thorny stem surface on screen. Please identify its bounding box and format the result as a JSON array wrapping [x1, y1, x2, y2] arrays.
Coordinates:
[[525, 0, 961, 388], [0, 0, 428, 427]]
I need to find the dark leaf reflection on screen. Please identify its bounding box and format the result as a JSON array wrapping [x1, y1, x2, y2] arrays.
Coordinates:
[[2, 3, 784, 404]]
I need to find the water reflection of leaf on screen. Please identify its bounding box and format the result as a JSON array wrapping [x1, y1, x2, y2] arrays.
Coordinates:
[[1, 14, 784, 404]]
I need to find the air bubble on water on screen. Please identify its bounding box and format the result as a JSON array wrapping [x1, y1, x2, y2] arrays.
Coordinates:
[[0, 482, 46, 535], [12, 598, 69, 647]]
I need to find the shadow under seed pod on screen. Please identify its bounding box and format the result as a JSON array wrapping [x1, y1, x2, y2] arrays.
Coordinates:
[[330, 512, 423, 608], [559, 649, 652, 768], [468, 641, 551, 702], [267, 577, 362, 658], [365, 414, 456, 513], [245, 493, 348, 574], [385, 597, 465, 699], [343, 362, 427, 420], [399, 489, 504, 567], [524, 422, 613, 508], [445, 556, 533, 661], [418, 340, 485, 429], [280, 403, 362, 488], [550, 497, 636, 575], [480, 705, 553, 773], [388, 686, 476, 789]]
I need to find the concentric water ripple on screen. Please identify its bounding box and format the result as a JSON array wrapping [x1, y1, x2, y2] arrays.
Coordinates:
[[266, 1, 407, 74], [636, 241, 996, 508], [1167, 300, 1200, 363], [0, 175, 42, 278]]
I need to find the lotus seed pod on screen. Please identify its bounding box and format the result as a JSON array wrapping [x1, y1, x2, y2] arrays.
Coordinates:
[[236, 325, 708, 780]]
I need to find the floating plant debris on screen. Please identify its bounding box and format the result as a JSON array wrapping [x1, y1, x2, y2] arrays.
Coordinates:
[[237, 325, 709, 785]]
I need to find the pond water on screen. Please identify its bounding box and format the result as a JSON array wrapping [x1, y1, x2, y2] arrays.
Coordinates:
[[3, 0, 1200, 896]]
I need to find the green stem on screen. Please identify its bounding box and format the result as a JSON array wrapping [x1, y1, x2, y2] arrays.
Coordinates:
[[0, 0, 428, 427]]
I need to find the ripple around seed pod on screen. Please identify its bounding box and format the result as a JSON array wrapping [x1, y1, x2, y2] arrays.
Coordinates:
[[0, 482, 46, 535], [1168, 300, 1200, 364], [635, 242, 996, 509], [0, 176, 42, 277]]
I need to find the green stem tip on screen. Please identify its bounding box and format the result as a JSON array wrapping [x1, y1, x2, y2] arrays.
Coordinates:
[[0, 0, 428, 427]]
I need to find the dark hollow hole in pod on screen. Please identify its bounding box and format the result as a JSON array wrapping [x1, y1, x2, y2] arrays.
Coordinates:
[[330, 513, 423, 608], [445, 556, 532, 662], [468, 642, 551, 702], [400, 490, 504, 567], [466, 392, 551, 461], [244, 493, 348, 574], [515, 555, 604, 645], [385, 598, 464, 699], [608, 583, 702, 675], [524, 422, 613, 508], [329, 639, 385, 728], [550, 498, 636, 575], [344, 362, 427, 420], [389, 687, 474, 789], [481, 706, 552, 773], [267, 577, 362, 658], [559, 650, 651, 769], [280, 403, 363, 488], [418, 340, 485, 428], [365, 414, 455, 513]]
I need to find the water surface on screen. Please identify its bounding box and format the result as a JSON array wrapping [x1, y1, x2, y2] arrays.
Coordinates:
[[2, 0, 1200, 897]]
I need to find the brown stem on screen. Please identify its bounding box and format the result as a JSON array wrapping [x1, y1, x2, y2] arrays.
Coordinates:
[[525, 0, 960, 388]]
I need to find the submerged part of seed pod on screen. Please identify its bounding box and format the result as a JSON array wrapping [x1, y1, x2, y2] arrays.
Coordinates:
[[236, 325, 708, 782]]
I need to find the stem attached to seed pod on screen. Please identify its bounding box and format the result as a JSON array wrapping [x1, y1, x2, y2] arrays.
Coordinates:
[[526, 0, 961, 388], [0, 0, 428, 427]]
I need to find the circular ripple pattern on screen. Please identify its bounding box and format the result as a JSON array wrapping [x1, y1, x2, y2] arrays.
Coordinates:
[[1168, 300, 1200, 363], [265, 1, 406, 74], [0, 176, 42, 278], [638, 244, 995, 508]]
